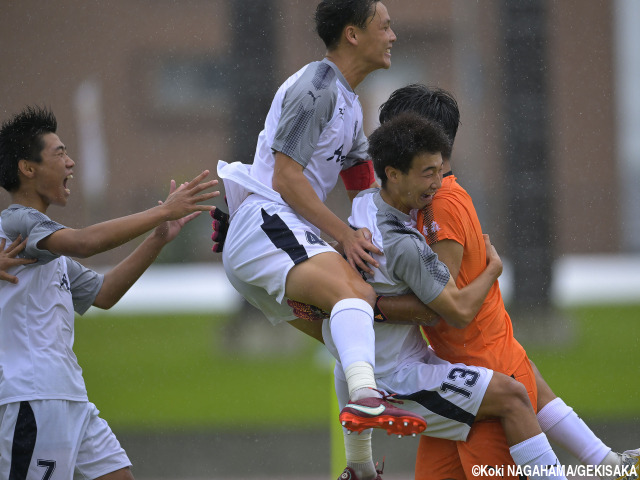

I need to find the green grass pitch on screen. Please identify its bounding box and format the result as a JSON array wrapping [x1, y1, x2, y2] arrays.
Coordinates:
[[76, 304, 640, 431]]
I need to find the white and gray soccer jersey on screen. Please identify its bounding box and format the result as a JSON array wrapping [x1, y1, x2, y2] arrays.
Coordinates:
[[220, 58, 368, 213], [328, 190, 493, 441], [251, 58, 368, 203], [349, 189, 450, 302], [217, 59, 369, 324], [328, 189, 451, 377], [0, 207, 103, 405]]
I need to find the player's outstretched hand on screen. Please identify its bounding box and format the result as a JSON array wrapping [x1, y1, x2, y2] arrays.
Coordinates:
[[210, 207, 230, 253], [483, 234, 503, 278], [153, 179, 207, 244], [160, 170, 220, 221], [340, 227, 382, 276], [0, 236, 37, 284]]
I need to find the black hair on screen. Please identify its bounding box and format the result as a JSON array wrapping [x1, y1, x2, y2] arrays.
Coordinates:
[[315, 0, 380, 50], [378, 84, 460, 158], [368, 111, 450, 187], [0, 105, 57, 192]]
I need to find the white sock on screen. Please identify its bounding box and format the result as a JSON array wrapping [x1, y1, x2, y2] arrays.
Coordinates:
[[344, 429, 377, 480], [509, 433, 566, 480], [537, 397, 611, 465], [329, 298, 376, 398]]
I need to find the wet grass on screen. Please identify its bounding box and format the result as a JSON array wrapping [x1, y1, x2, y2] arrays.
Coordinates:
[[75, 304, 640, 431], [524, 304, 640, 420], [76, 312, 331, 431]]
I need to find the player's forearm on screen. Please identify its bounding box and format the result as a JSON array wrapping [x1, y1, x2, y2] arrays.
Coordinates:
[[43, 205, 170, 258], [290, 193, 351, 243], [92, 233, 165, 309], [377, 294, 441, 326], [274, 170, 352, 243], [448, 268, 498, 328]]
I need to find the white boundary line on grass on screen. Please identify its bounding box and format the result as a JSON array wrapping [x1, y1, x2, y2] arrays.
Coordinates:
[[87, 255, 640, 316]]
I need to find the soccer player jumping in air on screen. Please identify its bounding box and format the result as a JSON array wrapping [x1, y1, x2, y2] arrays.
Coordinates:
[[216, 1, 425, 477]]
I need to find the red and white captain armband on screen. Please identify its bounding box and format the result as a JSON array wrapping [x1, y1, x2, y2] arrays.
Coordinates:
[[340, 160, 376, 191]]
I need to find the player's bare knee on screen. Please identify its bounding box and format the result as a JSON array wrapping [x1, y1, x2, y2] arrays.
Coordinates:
[[334, 276, 376, 307], [351, 274, 377, 305], [354, 281, 376, 307], [498, 375, 533, 418], [479, 372, 532, 419]]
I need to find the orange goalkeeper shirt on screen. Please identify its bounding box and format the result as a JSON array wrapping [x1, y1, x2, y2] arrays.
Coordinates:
[[417, 174, 526, 375]]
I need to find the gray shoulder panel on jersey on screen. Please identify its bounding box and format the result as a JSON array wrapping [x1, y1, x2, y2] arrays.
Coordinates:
[[65, 257, 104, 315], [1, 205, 65, 264], [271, 60, 339, 168], [374, 194, 450, 304]]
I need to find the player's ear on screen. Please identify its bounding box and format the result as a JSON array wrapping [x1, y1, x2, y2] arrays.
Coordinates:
[[17, 159, 36, 179], [384, 165, 398, 183], [344, 25, 358, 46]]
